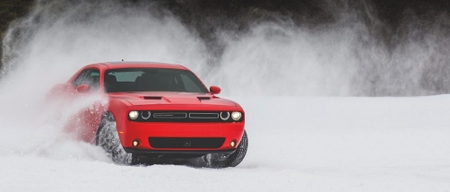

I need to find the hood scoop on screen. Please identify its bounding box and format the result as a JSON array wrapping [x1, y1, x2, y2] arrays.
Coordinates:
[[144, 96, 162, 100], [197, 96, 211, 101]]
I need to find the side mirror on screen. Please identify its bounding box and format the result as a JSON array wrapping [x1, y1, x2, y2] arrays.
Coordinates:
[[76, 84, 90, 93], [210, 86, 221, 94]]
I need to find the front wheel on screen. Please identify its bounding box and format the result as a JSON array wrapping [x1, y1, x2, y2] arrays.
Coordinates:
[[207, 130, 249, 168], [95, 112, 134, 165]]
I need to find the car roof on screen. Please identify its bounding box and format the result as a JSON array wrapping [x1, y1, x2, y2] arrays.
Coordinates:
[[86, 61, 189, 70]]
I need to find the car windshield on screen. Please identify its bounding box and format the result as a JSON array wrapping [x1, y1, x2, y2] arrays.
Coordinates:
[[104, 68, 208, 93]]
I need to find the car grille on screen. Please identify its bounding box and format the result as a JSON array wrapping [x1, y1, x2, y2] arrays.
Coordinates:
[[188, 112, 219, 119], [148, 138, 225, 148], [153, 112, 188, 119], [132, 111, 242, 122]]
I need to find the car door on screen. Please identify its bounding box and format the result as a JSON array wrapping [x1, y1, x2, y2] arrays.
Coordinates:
[[67, 68, 106, 142]]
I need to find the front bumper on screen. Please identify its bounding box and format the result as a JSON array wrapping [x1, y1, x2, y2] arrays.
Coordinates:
[[118, 121, 245, 152]]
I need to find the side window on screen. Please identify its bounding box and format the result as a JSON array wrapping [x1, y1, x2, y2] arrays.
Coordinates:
[[180, 74, 201, 92], [73, 69, 100, 91]]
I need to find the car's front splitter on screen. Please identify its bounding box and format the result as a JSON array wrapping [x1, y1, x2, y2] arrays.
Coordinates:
[[123, 148, 236, 158]]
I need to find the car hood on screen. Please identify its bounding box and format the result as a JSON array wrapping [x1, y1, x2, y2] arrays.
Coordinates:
[[109, 92, 238, 107]]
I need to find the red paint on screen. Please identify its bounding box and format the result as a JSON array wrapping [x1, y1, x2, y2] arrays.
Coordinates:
[[49, 62, 246, 151]]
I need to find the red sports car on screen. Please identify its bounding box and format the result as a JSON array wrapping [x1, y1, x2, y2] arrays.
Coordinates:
[[49, 61, 248, 168]]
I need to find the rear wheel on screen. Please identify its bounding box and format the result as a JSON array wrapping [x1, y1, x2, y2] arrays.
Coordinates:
[[207, 130, 248, 168], [95, 112, 134, 165]]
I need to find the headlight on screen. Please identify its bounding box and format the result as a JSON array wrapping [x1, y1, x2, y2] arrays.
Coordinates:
[[129, 111, 139, 120], [141, 111, 151, 120], [220, 112, 230, 121], [231, 111, 242, 121]]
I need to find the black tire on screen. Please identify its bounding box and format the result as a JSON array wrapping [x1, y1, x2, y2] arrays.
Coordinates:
[[95, 112, 134, 165], [207, 130, 249, 168]]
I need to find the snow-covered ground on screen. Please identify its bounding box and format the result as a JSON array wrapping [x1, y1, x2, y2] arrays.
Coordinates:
[[1, 2, 450, 191], [1, 96, 450, 191]]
